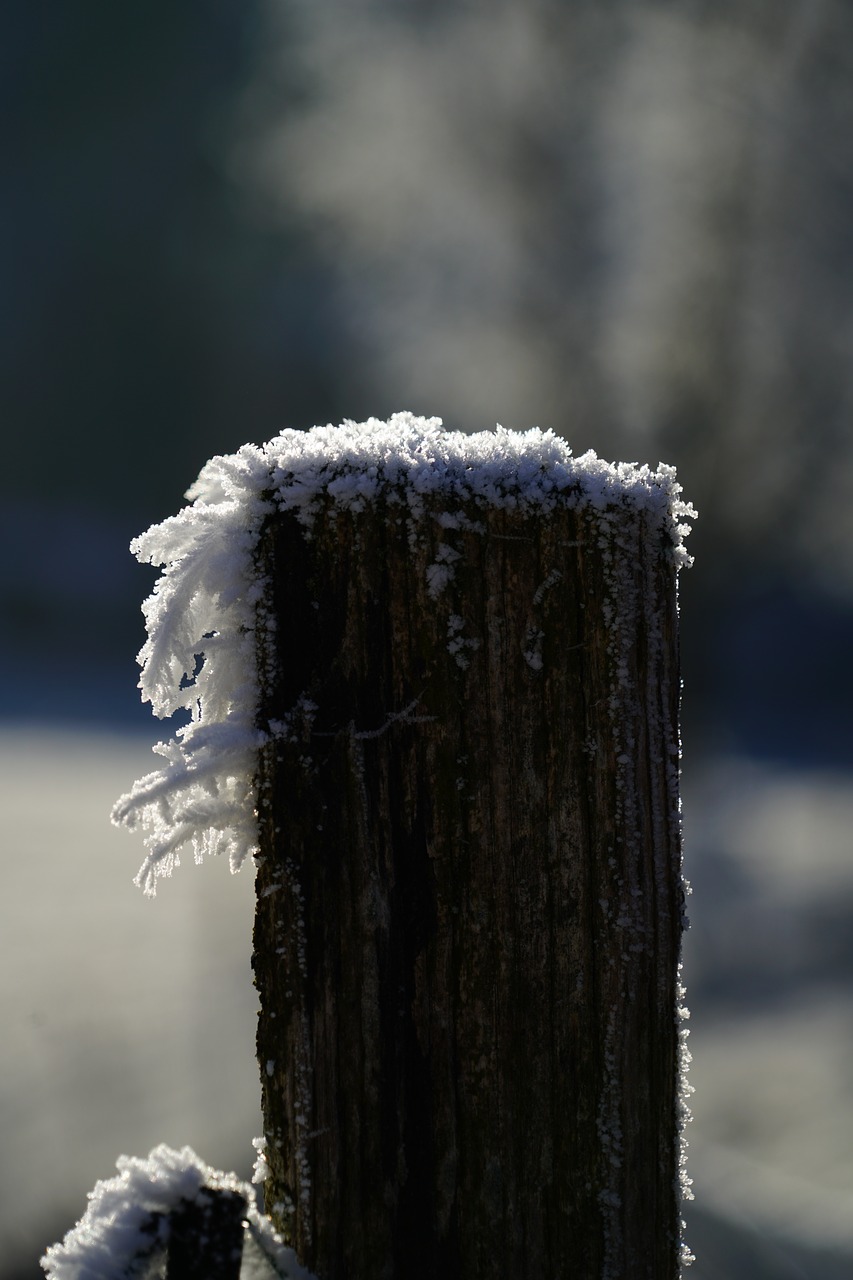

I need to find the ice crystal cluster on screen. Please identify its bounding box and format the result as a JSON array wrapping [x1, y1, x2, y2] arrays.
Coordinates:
[[112, 411, 694, 895], [40, 1144, 314, 1280]]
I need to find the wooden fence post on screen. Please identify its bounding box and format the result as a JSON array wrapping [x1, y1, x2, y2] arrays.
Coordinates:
[[251, 428, 692, 1279], [166, 1188, 247, 1280]]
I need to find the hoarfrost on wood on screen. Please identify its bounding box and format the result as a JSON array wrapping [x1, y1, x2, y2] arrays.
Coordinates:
[[112, 411, 694, 895]]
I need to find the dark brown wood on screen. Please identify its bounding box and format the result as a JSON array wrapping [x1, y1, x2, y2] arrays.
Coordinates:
[[252, 493, 686, 1279], [166, 1188, 246, 1280]]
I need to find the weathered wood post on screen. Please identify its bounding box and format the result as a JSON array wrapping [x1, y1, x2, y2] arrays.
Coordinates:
[[166, 1188, 247, 1280], [251, 418, 694, 1279]]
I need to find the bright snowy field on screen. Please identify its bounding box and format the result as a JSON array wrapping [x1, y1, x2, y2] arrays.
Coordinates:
[[0, 729, 260, 1279], [2, 727, 853, 1278]]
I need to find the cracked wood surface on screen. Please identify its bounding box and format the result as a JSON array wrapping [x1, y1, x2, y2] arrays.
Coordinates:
[[252, 497, 685, 1279]]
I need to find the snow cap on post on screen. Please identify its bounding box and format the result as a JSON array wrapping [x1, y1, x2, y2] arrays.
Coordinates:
[[40, 1144, 315, 1280], [112, 412, 694, 894]]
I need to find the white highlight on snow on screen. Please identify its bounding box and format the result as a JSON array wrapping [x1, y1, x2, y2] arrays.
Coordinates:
[[111, 445, 274, 895], [40, 1144, 315, 1280], [113, 411, 694, 894], [252, 1136, 271, 1187], [678, 963, 696, 1269], [265, 415, 695, 566], [426, 543, 462, 598], [446, 614, 480, 670]]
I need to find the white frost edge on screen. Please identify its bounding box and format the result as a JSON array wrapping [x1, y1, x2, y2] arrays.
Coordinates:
[[112, 411, 695, 895], [111, 444, 274, 895], [40, 1144, 316, 1280], [677, 961, 696, 1269]]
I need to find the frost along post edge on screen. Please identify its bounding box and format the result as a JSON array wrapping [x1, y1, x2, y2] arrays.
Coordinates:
[[112, 414, 696, 1280]]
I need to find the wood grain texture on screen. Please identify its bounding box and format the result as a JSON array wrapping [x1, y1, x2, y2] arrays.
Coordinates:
[[252, 496, 686, 1279], [166, 1189, 246, 1280]]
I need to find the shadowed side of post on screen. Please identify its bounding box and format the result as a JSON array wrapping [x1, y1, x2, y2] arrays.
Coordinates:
[[166, 1188, 247, 1280], [252, 492, 686, 1279]]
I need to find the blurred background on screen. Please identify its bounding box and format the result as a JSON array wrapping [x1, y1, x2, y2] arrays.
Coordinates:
[[3, 1, 853, 1275]]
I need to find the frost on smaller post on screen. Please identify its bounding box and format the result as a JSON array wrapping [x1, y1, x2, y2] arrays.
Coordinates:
[[112, 414, 695, 1279], [40, 1145, 315, 1280], [39, 1146, 245, 1280]]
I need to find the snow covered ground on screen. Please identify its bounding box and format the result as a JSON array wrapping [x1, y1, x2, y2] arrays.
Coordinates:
[[1, 727, 852, 1278]]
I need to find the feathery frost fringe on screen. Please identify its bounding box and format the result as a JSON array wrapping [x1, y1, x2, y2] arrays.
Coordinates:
[[40, 1144, 316, 1280], [112, 411, 695, 895], [111, 443, 274, 895]]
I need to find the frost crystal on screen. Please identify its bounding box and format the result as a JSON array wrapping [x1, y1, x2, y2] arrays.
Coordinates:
[[111, 444, 273, 895], [113, 412, 694, 893], [40, 1144, 315, 1280]]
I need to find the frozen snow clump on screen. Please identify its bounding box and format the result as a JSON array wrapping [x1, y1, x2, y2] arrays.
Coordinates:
[[40, 1144, 315, 1280]]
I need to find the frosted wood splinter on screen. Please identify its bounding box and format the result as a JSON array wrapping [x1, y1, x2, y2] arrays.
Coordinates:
[[113, 414, 695, 1279]]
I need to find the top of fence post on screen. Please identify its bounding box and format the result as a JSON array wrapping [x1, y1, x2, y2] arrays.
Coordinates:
[[112, 413, 694, 897]]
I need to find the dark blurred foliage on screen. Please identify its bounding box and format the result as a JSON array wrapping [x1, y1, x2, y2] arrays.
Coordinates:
[[3, 0, 853, 763], [1, 1, 359, 722], [2, 1, 352, 524]]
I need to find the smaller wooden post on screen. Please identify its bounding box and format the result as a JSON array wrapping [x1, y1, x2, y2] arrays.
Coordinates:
[[166, 1188, 247, 1280]]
